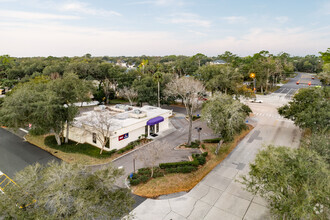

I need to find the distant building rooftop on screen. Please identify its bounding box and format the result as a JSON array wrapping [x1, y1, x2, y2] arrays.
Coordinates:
[[210, 59, 227, 65]]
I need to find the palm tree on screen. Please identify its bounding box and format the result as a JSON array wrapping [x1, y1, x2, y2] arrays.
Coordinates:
[[138, 59, 149, 74], [153, 71, 163, 107]]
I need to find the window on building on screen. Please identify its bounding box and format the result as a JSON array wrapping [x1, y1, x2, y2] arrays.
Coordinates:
[[156, 123, 159, 133], [92, 133, 97, 143], [105, 137, 110, 149], [145, 125, 148, 137]]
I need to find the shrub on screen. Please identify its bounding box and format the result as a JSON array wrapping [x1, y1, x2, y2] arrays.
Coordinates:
[[138, 168, 151, 176], [202, 152, 208, 157], [178, 166, 197, 173], [165, 166, 197, 174], [192, 115, 201, 121], [159, 160, 199, 169], [117, 140, 140, 154], [192, 154, 206, 165], [153, 171, 164, 178], [130, 173, 139, 179], [203, 138, 221, 143], [139, 175, 149, 183], [201, 144, 205, 149], [196, 156, 206, 165], [241, 104, 252, 115], [129, 179, 141, 186], [185, 140, 200, 148], [29, 127, 48, 136], [109, 149, 117, 155]]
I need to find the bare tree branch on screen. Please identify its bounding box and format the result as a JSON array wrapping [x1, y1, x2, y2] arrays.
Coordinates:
[[165, 77, 205, 145], [118, 86, 138, 106]]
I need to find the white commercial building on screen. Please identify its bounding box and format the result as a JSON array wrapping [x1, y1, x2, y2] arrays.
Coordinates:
[[65, 105, 172, 151]]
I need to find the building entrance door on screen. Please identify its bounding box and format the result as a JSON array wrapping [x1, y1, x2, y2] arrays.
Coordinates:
[[149, 125, 155, 134]]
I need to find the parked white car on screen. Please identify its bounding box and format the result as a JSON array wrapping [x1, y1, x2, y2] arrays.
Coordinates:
[[250, 99, 263, 103]]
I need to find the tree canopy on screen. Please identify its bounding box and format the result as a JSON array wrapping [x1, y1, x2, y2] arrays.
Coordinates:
[[202, 93, 251, 141], [241, 145, 329, 219], [0, 161, 134, 219], [0, 74, 93, 145], [278, 87, 330, 133]]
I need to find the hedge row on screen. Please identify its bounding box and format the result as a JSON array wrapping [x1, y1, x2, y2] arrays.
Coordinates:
[[159, 152, 208, 169], [159, 160, 199, 169], [165, 166, 197, 173], [129, 152, 209, 186], [117, 140, 140, 154], [202, 138, 221, 143]]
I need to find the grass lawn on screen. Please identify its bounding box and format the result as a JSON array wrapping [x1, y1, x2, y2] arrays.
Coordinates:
[[109, 98, 129, 104], [25, 135, 139, 165], [44, 136, 116, 159], [131, 124, 254, 198]]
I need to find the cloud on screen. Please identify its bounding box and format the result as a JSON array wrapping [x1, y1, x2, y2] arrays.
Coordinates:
[[127, 0, 185, 7], [194, 27, 330, 56], [222, 16, 246, 24], [169, 13, 211, 28], [275, 16, 289, 23], [59, 1, 121, 16], [187, 30, 208, 36], [0, 9, 80, 20], [0, 19, 328, 57], [320, 1, 330, 15], [0, 21, 180, 56]]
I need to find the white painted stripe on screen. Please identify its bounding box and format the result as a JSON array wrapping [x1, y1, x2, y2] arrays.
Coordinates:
[[19, 128, 28, 133]]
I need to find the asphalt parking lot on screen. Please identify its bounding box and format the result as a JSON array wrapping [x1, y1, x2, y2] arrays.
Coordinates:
[[0, 128, 60, 178]]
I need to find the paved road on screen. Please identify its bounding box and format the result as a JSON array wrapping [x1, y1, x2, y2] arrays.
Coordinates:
[[0, 128, 60, 178], [131, 93, 301, 219], [272, 72, 321, 99]]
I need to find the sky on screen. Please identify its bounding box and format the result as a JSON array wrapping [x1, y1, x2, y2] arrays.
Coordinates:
[[0, 0, 329, 57]]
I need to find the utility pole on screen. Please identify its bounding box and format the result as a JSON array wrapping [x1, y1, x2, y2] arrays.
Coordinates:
[[158, 81, 160, 107]]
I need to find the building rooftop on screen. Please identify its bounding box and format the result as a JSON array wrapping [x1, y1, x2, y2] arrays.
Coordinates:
[[211, 59, 227, 64], [73, 105, 172, 132]]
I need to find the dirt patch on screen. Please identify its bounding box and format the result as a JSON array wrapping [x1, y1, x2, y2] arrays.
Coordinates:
[[131, 124, 254, 198]]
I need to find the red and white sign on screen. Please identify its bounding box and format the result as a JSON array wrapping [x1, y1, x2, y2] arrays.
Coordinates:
[[118, 133, 129, 141]]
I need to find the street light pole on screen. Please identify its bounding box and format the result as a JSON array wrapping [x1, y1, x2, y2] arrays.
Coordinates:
[[195, 127, 202, 143], [250, 73, 256, 100]]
